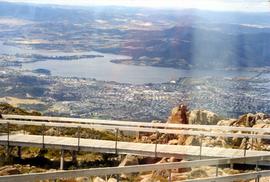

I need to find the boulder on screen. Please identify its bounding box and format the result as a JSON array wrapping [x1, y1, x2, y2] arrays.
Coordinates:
[[217, 119, 237, 126], [119, 155, 139, 167], [177, 135, 187, 145], [93, 177, 105, 182], [118, 155, 139, 181], [45, 127, 59, 136], [252, 124, 270, 147], [167, 105, 188, 124], [255, 113, 269, 120], [188, 110, 222, 125], [184, 136, 199, 146], [237, 113, 256, 127], [168, 157, 181, 163], [0, 166, 20, 176], [168, 139, 179, 145], [169, 158, 191, 173], [155, 157, 167, 164], [189, 169, 208, 179], [237, 113, 269, 127], [108, 178, 117, 182], [256, 119, 270, 125]]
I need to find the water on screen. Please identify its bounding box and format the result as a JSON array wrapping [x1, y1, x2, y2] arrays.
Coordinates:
[[0, 41, 263, 84]]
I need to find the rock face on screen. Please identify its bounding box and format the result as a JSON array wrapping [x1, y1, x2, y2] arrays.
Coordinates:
[[188, 109, 222, 125], [236, 113, 270, 127], [215, 113, 270, 150], [218, 113, 270, 127], [167, 104, 188, 124]]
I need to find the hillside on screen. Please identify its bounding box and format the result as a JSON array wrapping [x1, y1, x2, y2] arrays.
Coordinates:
[[1, 2, 270, 69], [0, 103, 41, 116]]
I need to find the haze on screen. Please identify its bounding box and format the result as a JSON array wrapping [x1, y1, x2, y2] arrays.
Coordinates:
[[2, 0, 270, 12]]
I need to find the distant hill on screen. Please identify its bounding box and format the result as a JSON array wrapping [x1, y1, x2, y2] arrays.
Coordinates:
[[123, 26, 270, 68], [1, 1, 270, 69]]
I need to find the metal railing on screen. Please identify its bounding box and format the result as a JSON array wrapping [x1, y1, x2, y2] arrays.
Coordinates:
[[0, 155, 269, 182]]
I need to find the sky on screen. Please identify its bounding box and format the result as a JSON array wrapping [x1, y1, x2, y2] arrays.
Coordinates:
[[2, 0, 270, 12]]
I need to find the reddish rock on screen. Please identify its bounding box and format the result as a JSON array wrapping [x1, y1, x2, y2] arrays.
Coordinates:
[[167, 104, 188, 124]]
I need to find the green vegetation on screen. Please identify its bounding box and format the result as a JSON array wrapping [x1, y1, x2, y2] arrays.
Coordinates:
[[0, 103, 41, 116]]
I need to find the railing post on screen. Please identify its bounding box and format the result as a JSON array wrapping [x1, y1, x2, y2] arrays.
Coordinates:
[[215, 164, 219, 177], [6, 122, 10, 161], [244, 137, 248, 158], [168, 169, 172, 182], [230, 162, 233, 169], [23, 124, 26, 135], [77, 126, 81, 152], [17, 146, 22, 159], [116, 174, 120, 182], [199, 134, 204, 160], [42, 124, 45, 149], [115, 128, 119, 155], [251, 132, 254, 150], [255, 174, 261, 182], [136, 125, 140, 141], [60, 149, 64, 170], [255, 160, 259, 171], [7, 122, 10, 147], [155, 130, 159, 158], [72, 150, 77, 164]]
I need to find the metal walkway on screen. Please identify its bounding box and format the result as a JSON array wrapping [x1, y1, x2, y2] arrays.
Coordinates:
[[0, 134, 269, 159]]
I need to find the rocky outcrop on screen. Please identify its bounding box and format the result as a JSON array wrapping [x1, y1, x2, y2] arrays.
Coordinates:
[[252, 123, 270, 149], [167, 104, 188, 124], [188, 109, 222, 125], [212, 113, 270, 150], [232, 113, 269, 127]]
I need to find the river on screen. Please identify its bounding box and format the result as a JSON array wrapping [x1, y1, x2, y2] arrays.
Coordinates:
[[0, 41, 262, 84]]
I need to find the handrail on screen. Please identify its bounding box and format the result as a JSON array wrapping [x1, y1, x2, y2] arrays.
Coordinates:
[[3, 114, 270, 133], [1, 119, 270, 140], [0, 155, 269, 182], [184, 170, 270, 182]]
